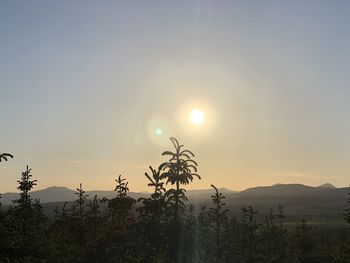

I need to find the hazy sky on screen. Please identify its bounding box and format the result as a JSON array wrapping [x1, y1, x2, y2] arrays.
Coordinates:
[[1, 1, 350, 193]]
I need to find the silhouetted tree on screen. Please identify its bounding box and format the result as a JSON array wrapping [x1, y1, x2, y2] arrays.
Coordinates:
[[274, 204, 288, 262], [159, 137, 200, 262], [0, 166, 46, 262], [50, 201, 75, 263], [106, 174, 136, 262], [86, 195, 101, 244], [137, 166, 166, 221], [71, 183, 89, 247], [17, 165, 37, 207], [344, 185, 350, 225], [2, 141, 350, 263], [292, 220, 318, 263], [135, 166, 168, 261], [333, 231, 350, 263], [108, 174, 135, 227], [197, 205, 213, 262], [209, 184, 229, 263], [241, 205, 259, 262], [183, 204, 198, 262]]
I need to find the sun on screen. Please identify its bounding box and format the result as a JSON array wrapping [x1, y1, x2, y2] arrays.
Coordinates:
[[189, 109, 205, 125]]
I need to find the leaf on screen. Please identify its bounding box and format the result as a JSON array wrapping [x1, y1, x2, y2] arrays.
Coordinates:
[[162, 151, 175, 156]]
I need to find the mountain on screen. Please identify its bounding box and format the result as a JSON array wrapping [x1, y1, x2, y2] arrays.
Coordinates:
[[0, 186, 236, 205], [317, 183, 337, 189], [0, 186, 148, 205], [1, 184, 349, 225], [238, 184, 314, 197], [0, 186, 75, 205], [186, 187, 236, 201], [218, 184, 349, 224]]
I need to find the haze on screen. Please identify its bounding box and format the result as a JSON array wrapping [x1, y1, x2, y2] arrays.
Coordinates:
[[1, 1, 350, 193]]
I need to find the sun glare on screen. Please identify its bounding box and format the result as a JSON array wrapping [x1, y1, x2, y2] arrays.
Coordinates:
[[189, 109, 205, 125]]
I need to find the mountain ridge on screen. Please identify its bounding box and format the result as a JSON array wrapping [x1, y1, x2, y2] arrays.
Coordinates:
[[0, 183, 345, 205]]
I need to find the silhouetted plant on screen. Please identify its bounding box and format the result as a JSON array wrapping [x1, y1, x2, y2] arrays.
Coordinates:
[[277, 203, 285, 230], [197, 205, 213, 262], [71, 183, 89, 247], [114, 174, 129, 198], [52, 201, 71, 261], [274, 204, 288, 262], [0, 153, 13, 162], [106, 174, 136, 262], [17, 165, 37, 207], [160, 137, 199, 219], [183, 204, 198, 262], [86, 195, 102, 246], [333, 232, 350, 263], [145, 166, 165, 200], [2, 142, 350, 263], [241, 205, 259, 262], [74, 183, 89, 224], [159, 137, 200, 262], [108, 174, 135, 223], [344, 185, 350, 225], [0, 167, 47, 262], [135, 166, 168, 261], [137, 166, 166, 221], [293, 220, 318, 263], [209, 184, 229, 263]]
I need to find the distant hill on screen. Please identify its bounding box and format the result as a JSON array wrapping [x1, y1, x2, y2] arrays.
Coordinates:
[[218, 184, 349, 224], [1, 183, 349, 225], [0, 186, 148, 205], [317, 183, 337, 189], [238, 184, 315, 197], [0, 186, 236, 205]]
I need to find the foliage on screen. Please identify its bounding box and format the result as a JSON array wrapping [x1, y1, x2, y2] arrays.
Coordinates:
[[0, 166, 46, 262], [16, 166, 37, 207], [0, 140, 350, 262], [344, 185, 350, 225], [208, 184, 229, 262], [0, 152, 13, 162]]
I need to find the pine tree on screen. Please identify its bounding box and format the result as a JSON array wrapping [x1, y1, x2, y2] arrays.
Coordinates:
[[1, 166, 46, 262], [136, 166, 168, 261], [71, 183, 89, 247], [106, 174, 136, 262], [160, 137, 200, 219], [86, 195, 101, 245], [209, 184, 229, 263], [241, 205, 259, 262], [137, 166, 166, 222], [17, 165, 37, 207], [108, 174, 135, 228], [159, 137, 200, 262]]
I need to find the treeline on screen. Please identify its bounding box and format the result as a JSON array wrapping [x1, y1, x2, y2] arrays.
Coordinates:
[[1, 139, 350, 263]]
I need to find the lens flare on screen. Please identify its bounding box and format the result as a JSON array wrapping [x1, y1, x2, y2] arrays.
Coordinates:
[[155, 128, 163, 135]]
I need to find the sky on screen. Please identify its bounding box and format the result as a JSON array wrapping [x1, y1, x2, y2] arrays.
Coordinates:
[[1, 1, 350, 193]]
